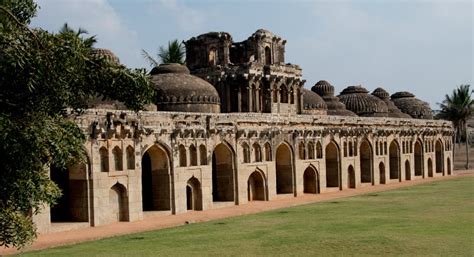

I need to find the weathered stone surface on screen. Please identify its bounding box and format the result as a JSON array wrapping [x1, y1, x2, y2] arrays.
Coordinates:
[[391, 91, 433, 119]]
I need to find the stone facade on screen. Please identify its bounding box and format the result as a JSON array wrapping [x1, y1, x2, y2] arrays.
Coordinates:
[[33, 30, 455, 233]]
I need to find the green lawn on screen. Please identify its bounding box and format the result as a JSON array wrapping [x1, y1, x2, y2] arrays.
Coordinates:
[[21, 177, 474, 257]]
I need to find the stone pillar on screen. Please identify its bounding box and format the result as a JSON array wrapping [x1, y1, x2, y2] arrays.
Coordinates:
[[248, 85, 253, 113], [237, 85, 242, 112], [255, 85, 260, 113]]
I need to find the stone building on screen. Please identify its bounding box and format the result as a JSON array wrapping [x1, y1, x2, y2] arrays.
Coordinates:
[[33, 30, 454, 233]]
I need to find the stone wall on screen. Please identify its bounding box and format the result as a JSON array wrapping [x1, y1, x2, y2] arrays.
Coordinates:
[[34, 109, 454, 233]]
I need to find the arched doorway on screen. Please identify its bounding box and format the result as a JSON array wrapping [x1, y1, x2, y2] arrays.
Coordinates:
[[50, 162, 89, 223], [212, 143, 235, 202], [405, 160, 411, 180], [414, 140, 423, 176], [141, 145, 171, 211], [447, 158, 452, 175], [109, 183, 129, 222], [248, 171, 266, 201], [276, 143, 294, 194], [303, 166, 319, 194], [326, 141, 340, 189], [428, 158, 433, 177], [348, 165, 356, 189], [186, 177, 202, 211], [379, 162, 386, 184], [435, 140, 444, 174], [360, 140, 373, 184], [389, 141, 400, 181]]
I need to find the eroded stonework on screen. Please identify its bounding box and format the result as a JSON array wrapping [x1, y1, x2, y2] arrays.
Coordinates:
[[34, 30, 454, 233]]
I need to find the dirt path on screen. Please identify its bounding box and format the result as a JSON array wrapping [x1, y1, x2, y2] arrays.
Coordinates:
[[2, 170, 473, 256]]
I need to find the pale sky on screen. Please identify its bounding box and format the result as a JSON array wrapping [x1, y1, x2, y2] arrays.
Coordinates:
[[31, 0, 473, 109]]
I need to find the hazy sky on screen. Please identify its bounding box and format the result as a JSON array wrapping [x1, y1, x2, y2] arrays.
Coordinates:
[[31, 0, 473, 109]]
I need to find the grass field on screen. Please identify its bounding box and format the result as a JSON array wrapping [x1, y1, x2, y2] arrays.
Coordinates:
[[21, 177, 474, 257]]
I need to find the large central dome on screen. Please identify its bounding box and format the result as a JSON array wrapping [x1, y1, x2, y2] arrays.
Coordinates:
[[151, 64, 220, 113]]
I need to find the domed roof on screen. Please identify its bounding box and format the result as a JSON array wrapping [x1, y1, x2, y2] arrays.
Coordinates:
[[90, 48, 120, 64], [371, 88, 411, 118], [302, 88, 327, 110], [151, 63, 220, 113], [391, 91, 433, 119], [311, 80, 334, 96], [338, 85, 389, 117], [311, 80, 357, 117]]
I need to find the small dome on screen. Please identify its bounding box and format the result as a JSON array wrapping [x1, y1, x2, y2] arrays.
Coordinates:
[[311, 80, 334, 97], [251, 29, 279, 39], [391, 91, 433, 119], [311, 80, 357, 117], [90, 48, 120, 64], [338, 85, 389, 117], [372, 87, 390, 99], [302, 88, 327, 110], [372, 88, 411, 118], [151, 64, 220, 113]]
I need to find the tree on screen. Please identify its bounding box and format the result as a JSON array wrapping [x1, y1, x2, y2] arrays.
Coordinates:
[[437, 84, 473, 169], [0, 0, 154, 248], [141, 39, 185, 67]]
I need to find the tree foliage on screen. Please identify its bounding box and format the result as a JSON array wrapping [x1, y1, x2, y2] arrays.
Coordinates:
[[0, 0, 154, 248], [437, 84, 473, 168], [141, 39, 185, 67]]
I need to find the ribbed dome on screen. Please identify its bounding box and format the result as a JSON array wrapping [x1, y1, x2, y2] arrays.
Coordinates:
[[151, 63, 220, 113], [391, 91, 433, 119], [311, 80, 334, 97], [372, 87, 390, 99], [311, 80, 357, 117], [371, 88, 411, 118], [90, 48, 120, 64], [338, 85, 389, 117], [302, 88, 327, 110]]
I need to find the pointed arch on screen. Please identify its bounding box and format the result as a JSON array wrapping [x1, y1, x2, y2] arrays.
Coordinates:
[[264, 142, 272, 161], [298, 142, 305, 160], [303, 165, 319, 194], [99, 147, 109, 172], [199, 144, 207, 165], [126, 145, 135, 170], [276, 142, 294, 194], [186, 177, 202, 211], [307, 142, 315, 160], [325, 141, 340, 188], [435, 139, 444, 174], [348, 165, 356, 189], [253, 143, 262, 162], [109, 183, 129, 222], [379, 162, 386, 184], [316, 141, 323, 159], [414, 139, 423, 176], [248, 169, 266, 201], [189, 144, 198, 166], [360, 139, 373, 184], [178, 144, 187, 167], [280, 85, 288, 103], [142, 144, 171, 211], [405, 160, 411, 180], [389, 140, 400, 180], [242, 142, 251, 163], [212, 142, 236, 202], [112, 146, 123, 171]]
